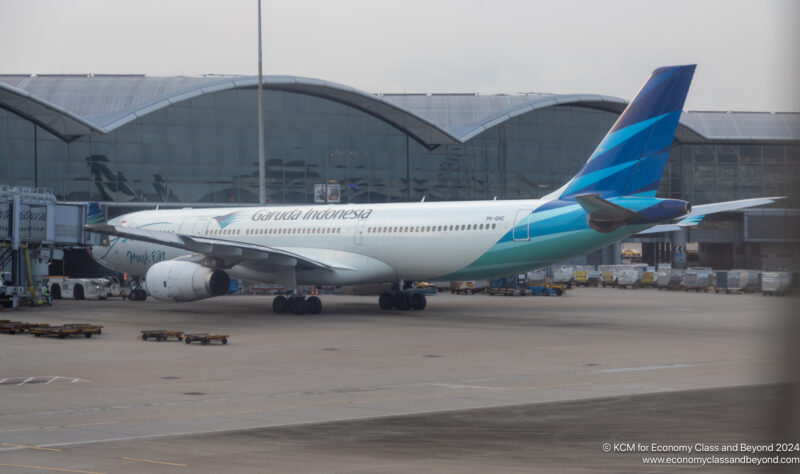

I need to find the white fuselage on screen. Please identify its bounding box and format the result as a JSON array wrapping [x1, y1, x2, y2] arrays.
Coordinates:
[[91, 199, 554, 285]]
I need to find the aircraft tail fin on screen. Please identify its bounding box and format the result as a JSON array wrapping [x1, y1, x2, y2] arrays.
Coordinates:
[[87, 202, 105, 225], [559, 65, 696, 200]]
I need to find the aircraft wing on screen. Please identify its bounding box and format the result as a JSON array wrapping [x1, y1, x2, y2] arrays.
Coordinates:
[[636, 197, 782, 235], [85, 224, 336, 271]]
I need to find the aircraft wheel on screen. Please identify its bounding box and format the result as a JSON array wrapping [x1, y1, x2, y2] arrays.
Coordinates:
[[289, 296, 307, 314], [395, 292, 411, 311], [410, 293, 426, 311], [273, 295, 288, 313], [306, 296, 322, 314], [378, 292, 395, 310]]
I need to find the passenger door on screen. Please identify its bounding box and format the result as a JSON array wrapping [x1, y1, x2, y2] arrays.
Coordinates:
[[354, 218, 368, 245], [513, 208, 534, 241]]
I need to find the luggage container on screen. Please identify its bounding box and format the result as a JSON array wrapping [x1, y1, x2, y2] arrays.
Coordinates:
[[656, 268, 683, 290], [640, 271, 656, 288], [682, 267, 713, 292], [585, 270, 602, 287], [732, 270, 761, 292], [616, 266, 643, 288], [714, 270, 741, 293], [450, 281, 478, 294], [527, 269, 547, 281], [552, 266, 576, 287], [761, 272, 792, 296], [573, 266, 598, 287], [598, 265, 617, 287]]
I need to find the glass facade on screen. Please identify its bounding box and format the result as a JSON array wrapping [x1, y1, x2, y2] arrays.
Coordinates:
[[659, 143, 800, 208], [0, 89, 615, 204], [0, 87, 797, 210]]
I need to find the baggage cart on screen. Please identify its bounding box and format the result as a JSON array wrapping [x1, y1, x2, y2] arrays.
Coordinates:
[[184, 333, 229, 345], [761, 272, 792, 296], [0, 320, 34, 334], [487, 287, 526, 296], [30, 324, 103, 339], [141, 330, 185, 341]]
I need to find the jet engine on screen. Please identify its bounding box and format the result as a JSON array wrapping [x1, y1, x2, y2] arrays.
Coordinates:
[[145, 261, 230, 302]]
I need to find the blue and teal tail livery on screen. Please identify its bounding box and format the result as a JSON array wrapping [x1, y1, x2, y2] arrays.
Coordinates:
[[560, 65, 696, 199], [87, 202, 105, 225]]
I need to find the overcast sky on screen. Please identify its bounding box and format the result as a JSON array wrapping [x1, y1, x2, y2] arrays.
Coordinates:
[[1, 0, 798, 111]]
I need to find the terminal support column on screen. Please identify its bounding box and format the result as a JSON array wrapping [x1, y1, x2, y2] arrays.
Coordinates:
[[671, 228, 688, 269]]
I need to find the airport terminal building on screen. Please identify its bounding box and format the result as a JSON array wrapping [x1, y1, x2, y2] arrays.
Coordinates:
[[1, 74, 798, 270]]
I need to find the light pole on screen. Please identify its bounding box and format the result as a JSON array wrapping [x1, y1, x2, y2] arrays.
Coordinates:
[[257, 0, 266, 205]]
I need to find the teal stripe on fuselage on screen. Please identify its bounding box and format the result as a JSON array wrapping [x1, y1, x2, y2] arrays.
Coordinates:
[[439, 197, 661, 280], [97, 221, 174, 260], [438, 223, 650, 281]]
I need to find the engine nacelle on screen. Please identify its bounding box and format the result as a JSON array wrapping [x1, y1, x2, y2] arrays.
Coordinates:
[[145, 261, 230, 302]]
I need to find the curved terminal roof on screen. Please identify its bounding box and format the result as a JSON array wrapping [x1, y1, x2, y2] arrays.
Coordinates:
[[1, 74, 798, 146]]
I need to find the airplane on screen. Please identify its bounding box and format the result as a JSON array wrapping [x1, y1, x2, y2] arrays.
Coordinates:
[[85, 65, 779, 314]]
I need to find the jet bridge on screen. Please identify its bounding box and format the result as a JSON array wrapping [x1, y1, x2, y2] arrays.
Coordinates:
[[1, 185, 96, 306]]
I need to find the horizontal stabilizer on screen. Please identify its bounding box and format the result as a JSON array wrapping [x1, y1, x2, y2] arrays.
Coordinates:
[[635, 197, 783, 235], [683, 197, 782, 220]]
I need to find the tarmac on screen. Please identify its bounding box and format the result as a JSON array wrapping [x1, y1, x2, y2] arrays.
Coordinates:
[[0, 288, 797, 472]]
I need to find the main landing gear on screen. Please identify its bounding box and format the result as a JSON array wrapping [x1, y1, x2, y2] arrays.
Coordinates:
[[272, 295, 322, 315], [378, 291, 427, 311]]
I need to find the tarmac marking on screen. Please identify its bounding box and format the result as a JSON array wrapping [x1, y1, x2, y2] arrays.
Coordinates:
[[0, 463, 105, 474], [120, 457, 188, 467], [425, 383, 505, 391], [66, 421, 119, 428], [2, 443, 62, 452], [598, 364, 693, 373]]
